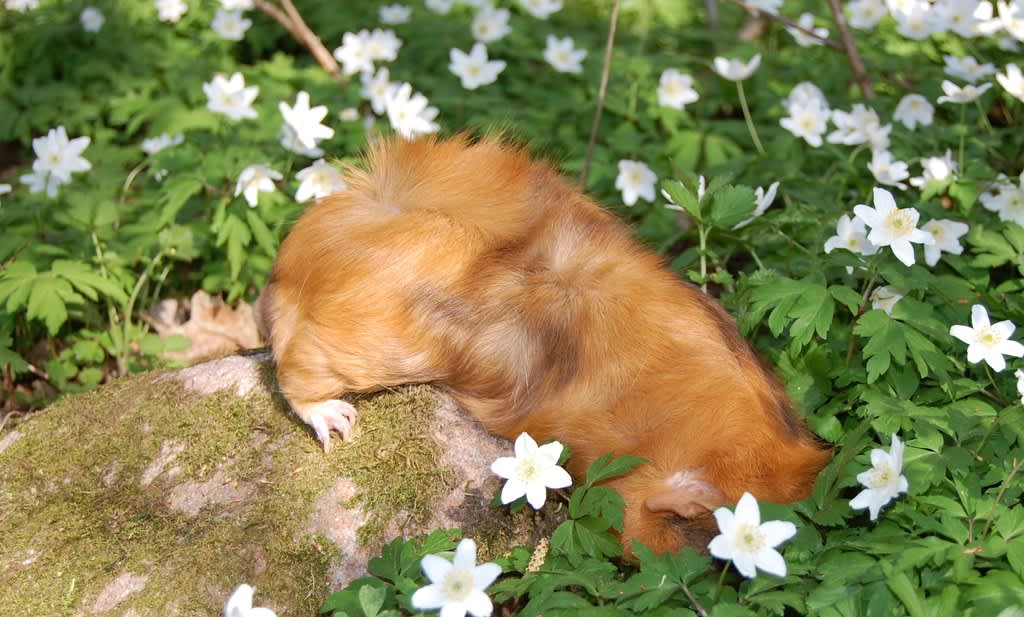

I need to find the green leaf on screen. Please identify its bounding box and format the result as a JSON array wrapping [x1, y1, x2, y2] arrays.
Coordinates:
[[709, 185, 756, 229], [853, 310, 907, 383], [885, 569, 927, 617], [829, 285, 863, 315], [584, 453, 646, 486], [748, 276, 834, 350], [661, 179, 700, 220], [245, 208, 278, 256], [358, 584, 385, 617]]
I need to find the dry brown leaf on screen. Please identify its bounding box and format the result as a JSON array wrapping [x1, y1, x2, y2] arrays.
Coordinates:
[[146, 290, 263, 362]]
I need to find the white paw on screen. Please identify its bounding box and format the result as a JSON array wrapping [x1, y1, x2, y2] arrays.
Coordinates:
[[302, 399, 358, 452]]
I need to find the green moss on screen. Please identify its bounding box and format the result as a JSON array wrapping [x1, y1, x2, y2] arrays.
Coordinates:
[[339, 385, 457, 544]]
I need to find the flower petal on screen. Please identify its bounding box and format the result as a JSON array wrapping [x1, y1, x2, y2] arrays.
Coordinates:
[[422, 555, 453, 584], [754, 547, 788, 577], [514, 432, 538, 458], [525, 481, 548, 509], [732, 550, 760, 578], [463, 590, 494, 617], [490, 457, 517, 479], [536, 441, 564, 463], [733, 492, 761, 526], [708, 534, 733, 560], [949, 324, 976, 344], [411, 584, 446, 610], [453, 538, 478, 570], [971, 304, 990, 329], [872, 187, 897, 213], [759, 520, 797, 547], [853, 204, 882, 228], [440, 601, 469, 617], [500, 477, 527, 504], [541, 465, 573, 490], [473, 562, 502, 589]]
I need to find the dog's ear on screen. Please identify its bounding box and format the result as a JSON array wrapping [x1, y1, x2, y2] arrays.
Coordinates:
[[645, 476, 726, 518]]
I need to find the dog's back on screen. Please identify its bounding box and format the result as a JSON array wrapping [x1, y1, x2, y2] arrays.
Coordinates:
[[260, 136, 829, 553]]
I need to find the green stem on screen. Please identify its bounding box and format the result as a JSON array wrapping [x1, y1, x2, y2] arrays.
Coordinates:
[[973, 98, 993, 134], [958, 104, 966, 176], [712, 561, 731, 604], [118, 251, 166, 376], [736, 80, 765, 156], [698, 224, 710, 293], [983, 363, 1010, 406]]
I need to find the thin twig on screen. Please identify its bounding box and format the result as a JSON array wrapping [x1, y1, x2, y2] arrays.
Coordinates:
[[680, 580, 709, 617], [728, 0, 841, 50], [705, 0, 720, 32], [254, 0, 340, 79], [826, 0, 876, 99], [579, 0, 621, 191], [981, 457, 1022, 541]]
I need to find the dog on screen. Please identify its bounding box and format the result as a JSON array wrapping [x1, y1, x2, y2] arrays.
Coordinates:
[[258, 135, 829, 553]]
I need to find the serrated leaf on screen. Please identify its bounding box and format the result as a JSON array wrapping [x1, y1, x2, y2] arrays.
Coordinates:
[[749, 276, 833, 350], [854, 310, 907, 383], [829, 285, 863, 314], [661, 180, 700, 220], [710, 185, 756, 229], [245, 208, 278, 256], [584, 453, 646, 486]]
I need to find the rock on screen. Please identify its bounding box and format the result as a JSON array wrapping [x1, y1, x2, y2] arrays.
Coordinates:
[[0, 352, 561, 615]]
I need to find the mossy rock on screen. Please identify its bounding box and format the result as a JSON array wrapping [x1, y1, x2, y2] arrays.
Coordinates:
[[0, 352, 561, 615]]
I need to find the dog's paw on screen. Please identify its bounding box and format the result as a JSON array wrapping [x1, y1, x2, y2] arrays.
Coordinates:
[[302, 399, 358, 452]]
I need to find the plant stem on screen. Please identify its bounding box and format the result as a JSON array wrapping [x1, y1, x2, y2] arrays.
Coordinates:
[[712, 562, 731, 604], [825, 0, 876, 99], [579, 0, 621, 190], [845, 264, 880, 366], [118, 251, 166, 376], [958, 104, 967, 176], [981, 457, 1022, 541], [983, 363, 1010, 406], [698, 224, 710, 293], [736, 80, 766, 156], [973, 98, 994, 133], [680, 579, 709, 617]]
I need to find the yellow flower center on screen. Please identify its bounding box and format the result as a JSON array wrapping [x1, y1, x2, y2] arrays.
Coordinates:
[[978, 325, 1005, 348], [868, 463, 893, 488], [516, 458, 539, 482], [442, 569, 474, 601], [737, 523, 765, 551], [884, 208, 915, 237]]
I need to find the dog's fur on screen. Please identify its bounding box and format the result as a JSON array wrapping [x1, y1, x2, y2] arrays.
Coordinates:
[[259, 136, 830, 554]]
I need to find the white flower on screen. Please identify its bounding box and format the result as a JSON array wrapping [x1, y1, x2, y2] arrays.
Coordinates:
[[0, 183, 11, 206], [950, 304, 1024, 371], [892, 2, 937, 39], [980, 172, 1024, 225], [472, 6, 511, 43], [385, 82, 440, 139], [519, 0, 563, 19], [734, 181, 779, 229], [449, 43, 506, 90], [998, 0, 1024, 40], [203, 72, 259, 121], [943, 54, 996, 83], [224, 584, 277, 617], [933, 0, 998, 36], [780, 100, 830, 147], [850, 434, 909, 521], [333, 31, 374, 76], [708, 492, 796, 579], [380, 3, 412, 24], [19, 169, 64, 198], [411, 539, 502, 617], [361, 67, 396, 115], [543, 35, 587, 74], [80, 7, 105, 31], [853, 187, 934, 266], [937, 80, 993, 103], [295, 159, 347, 202], [279, 91, 334, 151], [155, 0, 188, 23], [490, 433, 572, 509], [219, 0, 253, 9], [426, 0, 454, 14], [868, 150, 911, 191], [893, 93, 934, 130], [279, 126, 323, 158], [212, 8, 252, 41], [1016, 369, 1024, 404], [910, 150, 957, 188], [996, 63, 1024, 102], [921, 219, 969, 266], [235, 164, 282, 207], [657, 69, 699, 109], [141, 133, 184, 155], [848, 0, 888, 29], [828, 104, 883, 146], [30, 125, 92, 186], [339, 107, 361, 122], [824, 214, 879, 256], [712, 54, 761, 81], [745, 0, 783, 13], [615, 160, 657, 206], [787, 12, 829, 46], [871, 285, 906, 314], [5, 0, 39, 11], [784, 81, 830, 112], [365, 28, 403, 62]]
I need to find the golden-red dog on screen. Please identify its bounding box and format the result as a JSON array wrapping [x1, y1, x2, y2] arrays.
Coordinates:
[[259, 136, 829, 553]]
